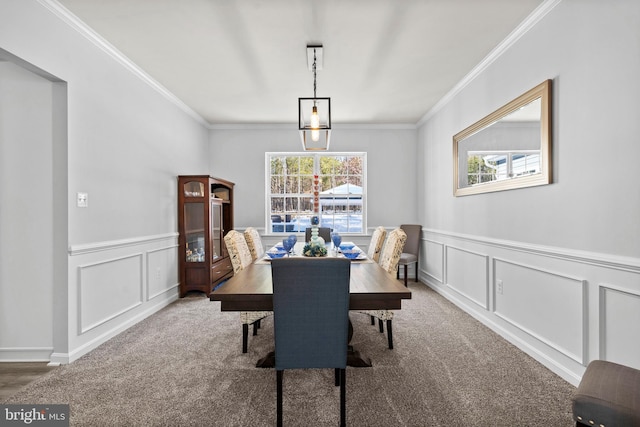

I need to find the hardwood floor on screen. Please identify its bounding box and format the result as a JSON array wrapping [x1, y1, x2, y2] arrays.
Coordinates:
[[0, 362, 56, 401]]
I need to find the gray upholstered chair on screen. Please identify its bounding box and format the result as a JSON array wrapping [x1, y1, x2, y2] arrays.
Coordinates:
[[243, 227, 264, 261], [367, 226, 387, 262], [271, 257, 351, 427], [360, 227, 407, 349], [305, 227, 332, 243], [572, 360, 640, 427], [397, 224, 421, 286], [224, 230, 273, 353]]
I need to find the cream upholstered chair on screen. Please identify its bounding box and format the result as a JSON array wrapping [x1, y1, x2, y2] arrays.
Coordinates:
[[243, 227, 264, 261], [224, 230, 273, 353], [359, 227, 406, 349], [367, 226, 387, 262]]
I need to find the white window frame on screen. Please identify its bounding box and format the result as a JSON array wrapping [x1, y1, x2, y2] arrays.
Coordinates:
[[265, 152, 367, 236]]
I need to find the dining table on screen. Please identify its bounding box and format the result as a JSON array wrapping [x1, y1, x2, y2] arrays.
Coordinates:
[[209, 241, 412, 367]]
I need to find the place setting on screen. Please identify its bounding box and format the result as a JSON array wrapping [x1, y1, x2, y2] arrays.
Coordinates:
[[261, 232, 369, 263]]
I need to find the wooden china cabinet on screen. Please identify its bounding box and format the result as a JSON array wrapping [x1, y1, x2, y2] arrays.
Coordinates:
[[178, 175, 234, 297]]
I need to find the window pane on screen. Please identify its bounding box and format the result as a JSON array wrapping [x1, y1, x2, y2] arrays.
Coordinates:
[[300, 157, 314, 174], [271, 197, 284, 212], [271, 176, 284, 194], [284, 197, 298, 212], [301, 176, 313, 194], [300, 196, 313, 212], [285, 156, 300, 174], [285, 176, 300, 194], [271, 157, 285, 175], [348, 176, 362, 187]]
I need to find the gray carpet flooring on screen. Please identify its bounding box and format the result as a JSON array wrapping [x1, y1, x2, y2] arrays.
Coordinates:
[[3, 283, 576, 426]]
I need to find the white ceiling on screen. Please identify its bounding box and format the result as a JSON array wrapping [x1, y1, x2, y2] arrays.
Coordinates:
[[55, 0, 545, 126]]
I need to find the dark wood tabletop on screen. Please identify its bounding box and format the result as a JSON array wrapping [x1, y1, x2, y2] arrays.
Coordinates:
[[209, 260, 412, 311]]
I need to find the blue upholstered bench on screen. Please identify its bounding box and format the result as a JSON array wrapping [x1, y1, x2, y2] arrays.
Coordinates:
[[572, 360, 640, 427]]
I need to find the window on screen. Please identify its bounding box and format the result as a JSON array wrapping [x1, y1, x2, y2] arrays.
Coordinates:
[[266, 152, 366, 234]]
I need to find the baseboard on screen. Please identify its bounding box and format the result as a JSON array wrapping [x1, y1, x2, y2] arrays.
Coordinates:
[[0, 347, 54, 362]]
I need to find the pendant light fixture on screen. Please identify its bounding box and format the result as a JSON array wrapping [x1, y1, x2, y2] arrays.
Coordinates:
[[299, 45, 331, 150]]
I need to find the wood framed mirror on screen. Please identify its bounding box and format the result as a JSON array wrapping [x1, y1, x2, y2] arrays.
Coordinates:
[[453, 79, 552, 196]]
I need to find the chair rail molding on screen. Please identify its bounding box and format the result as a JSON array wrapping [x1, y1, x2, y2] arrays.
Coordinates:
[[423, 228, 640, 273], [69, 232, 179, 256]]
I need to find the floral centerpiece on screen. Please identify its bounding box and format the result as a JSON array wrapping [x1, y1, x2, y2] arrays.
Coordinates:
[[302, 243, 328, 257]]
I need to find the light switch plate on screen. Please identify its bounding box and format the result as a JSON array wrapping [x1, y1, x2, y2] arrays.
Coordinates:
[[77, 192, 88, 208]]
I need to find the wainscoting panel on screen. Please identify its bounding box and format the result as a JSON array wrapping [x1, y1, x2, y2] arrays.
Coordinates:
[[494, 258, 586, 363], [59, 233, 180, 364], [78, 254, 143, 334], [424, 239, 445, 284], [147, 245, 179, 300], [600, 284, 640, 368], [421, 229, 640, 385], [445, 246, 489, 309]]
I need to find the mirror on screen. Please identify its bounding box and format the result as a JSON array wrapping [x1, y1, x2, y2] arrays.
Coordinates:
[[453, 79, 552, 196]]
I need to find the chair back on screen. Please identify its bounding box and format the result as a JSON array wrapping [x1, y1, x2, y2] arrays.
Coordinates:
[[305, 227, 332, 243], [243, 227, 264, 261], [271, 258, 351, 370], [378, 228, 407, 275], [367, 226, 387, 262], [400, 224, 421, 256], [224, 230, 253, 274]]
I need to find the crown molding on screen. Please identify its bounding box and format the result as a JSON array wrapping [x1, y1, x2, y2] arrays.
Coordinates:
[[208, 122, 417, 130], [38, 0, 208, 127], [416, 0, 562, 127]]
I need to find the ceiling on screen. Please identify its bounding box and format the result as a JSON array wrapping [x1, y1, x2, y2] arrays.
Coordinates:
[[55, 0, 545, 126]]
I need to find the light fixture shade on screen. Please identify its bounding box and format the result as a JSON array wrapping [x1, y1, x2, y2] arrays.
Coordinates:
[[300, 129, 331, 151], [299, 97, 331, 150]]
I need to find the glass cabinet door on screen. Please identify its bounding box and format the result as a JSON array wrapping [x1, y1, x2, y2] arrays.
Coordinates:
[[184, 203, 205, 262], [211, 202, 222, 261], [183, 181, 204, 197]]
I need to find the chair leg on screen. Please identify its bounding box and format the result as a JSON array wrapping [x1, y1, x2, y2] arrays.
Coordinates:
[[370, 315, 375, 325], [404, 264, 408, 286], [252, 322, 259, 336], [335, 368, 340, 386], [387, 319, 393, 349], [415, 260, 419, 282], [277, 370, 283, 427], [378, 318, 384, 333], [340, 368, 346, 427], [242, 324, 248, 353]]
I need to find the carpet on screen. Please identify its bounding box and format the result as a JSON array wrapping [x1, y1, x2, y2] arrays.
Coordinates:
[[3, 283, 576, 426]]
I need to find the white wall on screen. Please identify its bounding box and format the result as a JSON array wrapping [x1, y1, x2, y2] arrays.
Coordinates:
[[0, 0, 210, 362], [209, 126, 418, 239], [0, 61, 55, 360], [418, 0, 640, 385]]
